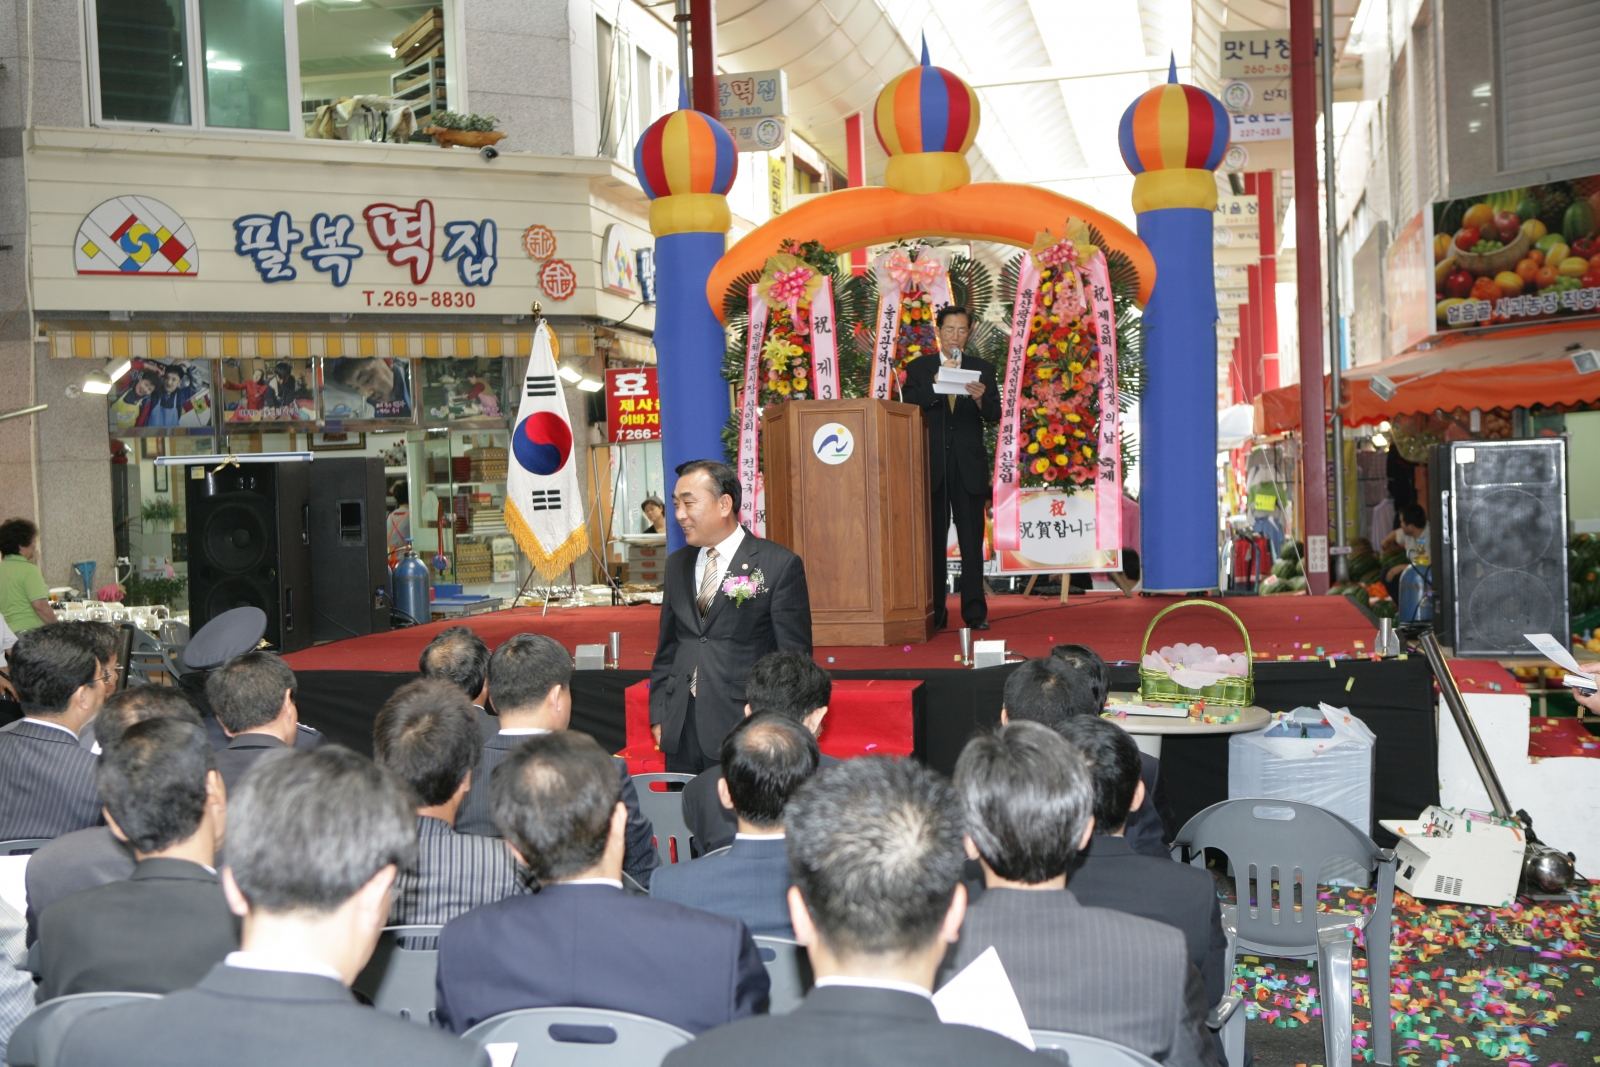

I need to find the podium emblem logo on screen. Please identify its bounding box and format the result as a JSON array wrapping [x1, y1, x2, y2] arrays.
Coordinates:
[[811, 423, 854, 465]]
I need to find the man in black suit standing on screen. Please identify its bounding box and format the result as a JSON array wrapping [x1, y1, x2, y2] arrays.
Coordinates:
[[56, 746, 487, 1067], [1058, 716, 1228, 1010], [35, 717, 238, 1000], [435, 730, 768, 1035], [0, 624, 106, 840], [899, 306, 1001, 631], [664, 757, 1051, 1067], [941, 722, 1216, 1067], [651, 459, 812, 774]]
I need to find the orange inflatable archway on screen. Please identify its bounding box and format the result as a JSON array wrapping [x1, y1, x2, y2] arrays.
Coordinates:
[[707, 182, 1155, 321]]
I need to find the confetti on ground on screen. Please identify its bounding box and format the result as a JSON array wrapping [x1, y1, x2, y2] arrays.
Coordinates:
[[1229, 881, 1600, 1064]]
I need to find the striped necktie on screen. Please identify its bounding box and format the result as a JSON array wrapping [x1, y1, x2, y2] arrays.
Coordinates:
[[691, 547, 719, 697]]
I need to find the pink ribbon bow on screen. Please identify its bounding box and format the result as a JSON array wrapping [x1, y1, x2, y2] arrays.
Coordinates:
[[768, 265, 815, 334], [885, 250, 944, 293]]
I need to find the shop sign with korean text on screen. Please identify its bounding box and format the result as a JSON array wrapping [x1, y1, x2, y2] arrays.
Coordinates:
[[717, 71, 787, 122], [606, 367, 660, 443]]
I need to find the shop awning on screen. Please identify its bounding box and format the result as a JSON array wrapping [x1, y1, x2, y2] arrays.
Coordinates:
[[43, 325, 656, 364], [1253, 320, 1600, 433]]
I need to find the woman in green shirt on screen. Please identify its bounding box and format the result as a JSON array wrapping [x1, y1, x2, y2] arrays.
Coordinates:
[[0, 518, 57, 633]]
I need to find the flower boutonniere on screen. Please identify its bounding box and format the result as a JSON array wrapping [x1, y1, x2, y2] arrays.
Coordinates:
[[722, 569, 766, 607]]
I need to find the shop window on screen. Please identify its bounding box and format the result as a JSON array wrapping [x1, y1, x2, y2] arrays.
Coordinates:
[[298, 0, 452, 139]]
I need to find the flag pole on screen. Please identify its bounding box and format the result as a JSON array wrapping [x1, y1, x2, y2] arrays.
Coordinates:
[[512, 302, 547, 607]]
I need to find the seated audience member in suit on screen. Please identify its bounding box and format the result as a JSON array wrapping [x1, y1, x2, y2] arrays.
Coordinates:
[[1057, 716, 1228, 1008], [0, 624, 107, 840], [56, 746, 488, 1067], [436, 730, 768, 1034], [682, 650, 836, 854], [207, 651, 305, 792], [665, 757, 1051, 1067], [66, 621, 121, 749], [940, 722, 1217, 1067], [418, 625, 498, 742], [453, 633, 657, 887], [1049, 643, 1174, 855], [25, 687, 202, 943], [650, 712, 818, 937], [372, 678, 525, 925], [36, 717, 238, 1000]]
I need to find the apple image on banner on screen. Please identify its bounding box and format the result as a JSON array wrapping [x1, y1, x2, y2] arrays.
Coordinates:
[[514, 411, 573, 475]]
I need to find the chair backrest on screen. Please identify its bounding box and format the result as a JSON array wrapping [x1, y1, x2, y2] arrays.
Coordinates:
[[630, 773, 695, 865], [460, 1007, 692, 1067], [351, 925, 443, 1026], [158, 621, 190, 646], [1173, 798, 1382, 954], [753, 937, 812, 1015], [0, 839, 53, 857], [7, 992, 160, 1067], [1029, 1030, 1163, 1067]]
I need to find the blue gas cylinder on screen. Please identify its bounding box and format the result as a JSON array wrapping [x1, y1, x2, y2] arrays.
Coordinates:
[[391, 543, 431, 626], [1398, 564, 1432, 624]]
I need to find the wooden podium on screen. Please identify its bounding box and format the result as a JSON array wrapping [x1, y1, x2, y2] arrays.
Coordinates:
[[763, 398, 935, 646]]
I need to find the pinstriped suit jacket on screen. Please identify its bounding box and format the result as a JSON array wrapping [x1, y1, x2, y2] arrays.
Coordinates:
[[388, 816, 527, 926], [0, 719, 101, 841], [940, 888, 1218, 1067]]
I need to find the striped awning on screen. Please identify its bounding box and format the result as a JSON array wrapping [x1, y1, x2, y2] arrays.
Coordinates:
[[48, 328, 538, 360]]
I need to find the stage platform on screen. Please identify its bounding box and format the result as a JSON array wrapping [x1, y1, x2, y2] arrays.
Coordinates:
[[282, 591, 1381, 673], [283, 592, 1443, 840]]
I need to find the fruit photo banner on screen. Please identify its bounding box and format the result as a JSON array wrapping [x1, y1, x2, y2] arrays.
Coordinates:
[[870, 246, 953, 399]]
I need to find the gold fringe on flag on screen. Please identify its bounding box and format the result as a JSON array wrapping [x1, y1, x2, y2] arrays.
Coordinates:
[[503, 503, 588, 580]]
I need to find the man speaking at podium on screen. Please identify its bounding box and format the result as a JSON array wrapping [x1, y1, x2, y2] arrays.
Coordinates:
[[650, 460, 812, 773], [901, 306, 1001, 631]]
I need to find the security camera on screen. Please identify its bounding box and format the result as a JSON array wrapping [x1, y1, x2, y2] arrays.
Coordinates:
[[479, 145, 499, 162]]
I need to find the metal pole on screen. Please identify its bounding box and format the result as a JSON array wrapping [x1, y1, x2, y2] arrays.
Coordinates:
[[1288, 0, 1330, 594], [673, 0, 690, 101], [1417, 631, 1515, 819], [688, 0, 718, 116], [1321, 0, 1347, 583]]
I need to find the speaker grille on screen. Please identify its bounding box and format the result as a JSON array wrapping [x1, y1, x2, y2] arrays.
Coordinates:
[[202, 499, 271, 574], [1449, 440, 1568, 656], [202, 577, 273, 621]]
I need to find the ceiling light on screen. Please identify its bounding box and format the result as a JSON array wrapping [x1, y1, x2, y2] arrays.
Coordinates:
[[107, 359, 131, 381], [207, 58, 242, 71], [1378, 420, 1391, 432], [557, 366, 584, 384], [1370, 433, 1388, 448], [577, 378, 604, 393], [82, 372, 113, 395]]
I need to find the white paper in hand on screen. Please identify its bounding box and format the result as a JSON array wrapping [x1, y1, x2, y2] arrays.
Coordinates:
[[483, 1043, 518, 1067], [932, 946, 1036, 1050], [1525, 633, 1593, 681]]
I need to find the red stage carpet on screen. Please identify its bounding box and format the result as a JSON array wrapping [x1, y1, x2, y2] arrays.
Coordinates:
[[282, 592, 1379, 672]]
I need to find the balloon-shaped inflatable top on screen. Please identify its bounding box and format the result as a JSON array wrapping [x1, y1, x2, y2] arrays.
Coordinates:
[[1117, 58, 1230, 211], [872, 40, 981, 195], [634, 108, 738, 200]]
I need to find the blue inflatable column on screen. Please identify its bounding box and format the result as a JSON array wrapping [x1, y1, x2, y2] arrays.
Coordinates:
[[653, 231, 731, 552], [1118, 61, 1231, 592], [634, 102, 739, 552]]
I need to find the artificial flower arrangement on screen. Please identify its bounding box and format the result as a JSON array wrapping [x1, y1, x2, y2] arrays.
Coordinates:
[[757, 287, 814, 404], [722, 569, 766, 607], [894, 288, 938, 387], [1017, 227, 1105, 489]]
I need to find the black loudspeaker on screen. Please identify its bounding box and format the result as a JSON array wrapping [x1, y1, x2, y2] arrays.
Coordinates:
[[185, 461, 312, 653], [308, 457, 391, 642], [1429, 438, 1569, 656]]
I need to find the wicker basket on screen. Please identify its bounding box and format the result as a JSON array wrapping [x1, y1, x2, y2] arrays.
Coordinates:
[[1137, 600, 1255, 707]]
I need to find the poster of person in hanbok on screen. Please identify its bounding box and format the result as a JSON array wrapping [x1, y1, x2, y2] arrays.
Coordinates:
[[107, 359, 214, 434], [422, 358, 505, 423], [221, 359, 315, 422], [319, 358, 414, 422]]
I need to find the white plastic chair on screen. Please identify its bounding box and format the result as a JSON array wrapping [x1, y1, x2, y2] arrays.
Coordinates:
[[351, 925, 442, 1025], [1172, 798, 1399, 1067], [752, 936, 812, 1014], [460, 1006, 692, 1067], [630, 773, 695, 865], [1029, 1029, 1163, 1067]]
